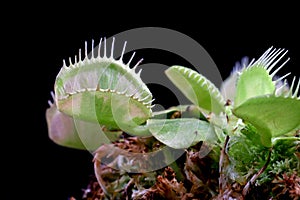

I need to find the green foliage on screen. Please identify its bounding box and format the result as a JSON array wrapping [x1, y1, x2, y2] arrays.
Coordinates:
[[165, 66, 225, 114], [148, 118, 215, 149], [46, 40, 300, 199], [228, 125, 300, 186], [233, 96, 300, 147]]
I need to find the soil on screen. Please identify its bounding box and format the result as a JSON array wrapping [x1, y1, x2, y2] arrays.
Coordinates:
[[69, 134, 300, 200]]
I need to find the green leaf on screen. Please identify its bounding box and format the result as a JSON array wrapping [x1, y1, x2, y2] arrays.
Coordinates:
[[148, 118, 215, 149], [233, 96, 300, 147], [165, 66, 225, 114]]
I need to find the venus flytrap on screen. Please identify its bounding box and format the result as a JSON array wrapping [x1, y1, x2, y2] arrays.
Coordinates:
[[232, 48, 300, 147], [54, 38, 153, 135], [46, 38, 299, 199], [165, 47, 300, 146], [152, 47, 299, 197]]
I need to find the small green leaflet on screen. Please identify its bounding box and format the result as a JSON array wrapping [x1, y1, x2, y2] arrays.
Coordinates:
[[165, 66, 225, 114], [233, 96, 300, 147], [148, 118, 215, 149]]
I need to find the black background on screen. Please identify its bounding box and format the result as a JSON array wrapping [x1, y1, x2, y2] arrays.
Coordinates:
[[4, 7, 299, 200]]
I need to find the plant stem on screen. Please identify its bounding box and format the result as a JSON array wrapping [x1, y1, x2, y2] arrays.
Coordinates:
[[94, 157, 112, 199], [242, 147, 273, 197], [163, 148, 184, 181], [219, 135, 230, 194]]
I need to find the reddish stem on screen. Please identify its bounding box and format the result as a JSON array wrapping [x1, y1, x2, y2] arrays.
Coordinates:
[[242, 147, 273, 197]]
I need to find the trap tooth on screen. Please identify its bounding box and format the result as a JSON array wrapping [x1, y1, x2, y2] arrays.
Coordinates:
[[62, 60, 67, 68], [139, 94, 151, 102], [262, 48, 280, 67], [84, 41, 88, 60], [78, 49, 82, 63], [97, 38, 102, 58], [48, 100, 53, 107], [143, 99, 155, 105], [183, 67, 188, 74], [275, 79, 288, 96], [275, 72, 291, 84], [188, 70, 193, 78], [74, 55, 77, 65], [132, 58, 143, 72], [270, 57, 290, 78], [104, 37, 107, 58], [137, 69, 143, 77], [127, 52, 135, 66], [265, 49, 284, 69], [247, 47, 290, 79], [50, 91, 55, 100], [120, 41, 127, 62], [147, 105, 155, 109], [288, 76, 296, 97], [91, 39, 94, 59], [293, 78, 300, 98], [196, 77, 202, 84], [110, 37, 115, 58], [69, 57, 73, 66]]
